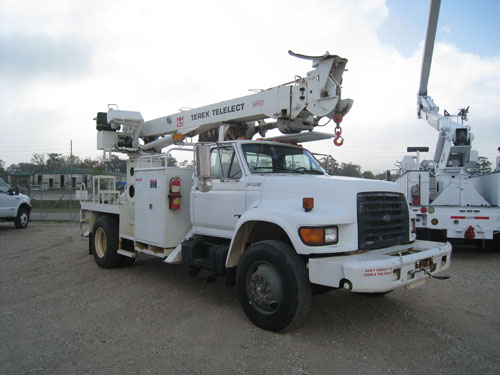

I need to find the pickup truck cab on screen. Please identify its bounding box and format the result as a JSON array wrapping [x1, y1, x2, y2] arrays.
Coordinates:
[[0, 177, 31, 229]]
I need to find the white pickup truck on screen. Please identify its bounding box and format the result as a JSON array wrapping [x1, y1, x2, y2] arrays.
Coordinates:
[[0, 177, 31, 229]]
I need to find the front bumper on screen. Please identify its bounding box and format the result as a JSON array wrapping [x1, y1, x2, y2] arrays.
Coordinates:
[[308, 240, 452, 293]]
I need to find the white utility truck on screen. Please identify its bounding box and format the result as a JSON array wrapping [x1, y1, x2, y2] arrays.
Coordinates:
[[0, 177, 31, 229], [395, 0, 500, 250], [81, 51, 451, 331]]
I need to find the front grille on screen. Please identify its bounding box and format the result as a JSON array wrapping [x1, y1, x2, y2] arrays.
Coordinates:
[[357, 192, 410, 250]]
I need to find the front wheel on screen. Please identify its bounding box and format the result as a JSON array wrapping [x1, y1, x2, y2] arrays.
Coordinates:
[[236, 240, 311, 332], [14, 207, 29, 229]]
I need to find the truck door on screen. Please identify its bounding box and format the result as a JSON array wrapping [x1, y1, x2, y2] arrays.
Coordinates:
[[0, 178, 15, 218], [192, 145, 245, 237]]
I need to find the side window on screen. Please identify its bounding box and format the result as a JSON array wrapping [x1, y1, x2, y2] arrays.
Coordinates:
[[210, 147, 242, 179], [0, 179, 10, 193]]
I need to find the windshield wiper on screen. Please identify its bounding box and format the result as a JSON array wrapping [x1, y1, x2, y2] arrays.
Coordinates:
[[292, 167, 325, 175]]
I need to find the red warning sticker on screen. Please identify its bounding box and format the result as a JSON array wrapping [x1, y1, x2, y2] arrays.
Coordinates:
[[363, 267, 393, 277]]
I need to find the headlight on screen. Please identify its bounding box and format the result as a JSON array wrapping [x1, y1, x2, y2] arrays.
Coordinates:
[[299, 226, 338, 246]]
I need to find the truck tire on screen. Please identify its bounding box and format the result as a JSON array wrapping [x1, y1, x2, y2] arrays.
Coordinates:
[[92, 215, 121, 269], [14, 207, 29, 229], [236, 240, 311, 332]]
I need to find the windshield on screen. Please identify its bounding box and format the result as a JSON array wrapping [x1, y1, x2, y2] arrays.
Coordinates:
[[241, 143, 326, 174]]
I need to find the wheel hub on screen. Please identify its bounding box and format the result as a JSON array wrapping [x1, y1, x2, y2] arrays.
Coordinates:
[[94, 227, 107, 258], [19, 212, 28, 226], [247, 263, 283, 313]]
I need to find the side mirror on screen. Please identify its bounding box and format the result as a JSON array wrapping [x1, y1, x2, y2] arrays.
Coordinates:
[[195, 144, 211, 178], [195, 144, 213, 192], [196, 178, 213, 193], [9, 187, 19, 195]]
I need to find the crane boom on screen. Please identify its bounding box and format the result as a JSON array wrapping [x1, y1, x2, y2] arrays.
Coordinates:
[[96, 52, 353, 155], [418, 0, 441, 97]]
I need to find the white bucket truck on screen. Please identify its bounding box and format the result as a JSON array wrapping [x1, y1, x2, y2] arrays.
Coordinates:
[[395, 0, 500, 250], [81, 51, 451, 331]]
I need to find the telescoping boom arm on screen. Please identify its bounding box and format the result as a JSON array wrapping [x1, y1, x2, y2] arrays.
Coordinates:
[[96, 51, 353, 155], [417, 0, 474, 170]]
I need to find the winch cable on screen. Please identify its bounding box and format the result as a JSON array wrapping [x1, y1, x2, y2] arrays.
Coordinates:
[[423, 268, 450, 280]]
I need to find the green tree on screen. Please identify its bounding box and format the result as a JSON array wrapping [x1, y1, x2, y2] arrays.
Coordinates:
[[467, 156, 492, 176], [103, 155, 126, 173], [374, 172, 391, 181], [31, 153, 46, 171], [0, 159, 6, 179], [316, 154, 339, 175], [7, 162, 35, 173], [64, 154, 82, 167], [47, 153, 64, 170], [80, 157, 99, 169], [338, 162, 362, 177], [362, 170, 375, 179], [167, 154, 178, 167]]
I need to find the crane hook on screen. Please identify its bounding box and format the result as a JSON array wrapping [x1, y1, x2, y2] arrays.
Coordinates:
[[333, 124, 344, 146], [333, 135, 344, 146]]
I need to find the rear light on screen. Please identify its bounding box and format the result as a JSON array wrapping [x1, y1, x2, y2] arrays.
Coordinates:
[[420, 207, 427, 213], [431, 218, 439, 225]]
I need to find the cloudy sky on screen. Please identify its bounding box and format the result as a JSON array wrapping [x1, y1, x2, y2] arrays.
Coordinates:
[[1, 0, 499, 173]]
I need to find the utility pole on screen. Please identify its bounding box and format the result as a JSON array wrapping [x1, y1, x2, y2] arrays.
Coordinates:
[[69, 140, 72, 219]]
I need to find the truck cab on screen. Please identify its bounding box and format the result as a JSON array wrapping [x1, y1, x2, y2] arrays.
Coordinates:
[[0, 177, 31, 229], [193, 140, 412, 254]]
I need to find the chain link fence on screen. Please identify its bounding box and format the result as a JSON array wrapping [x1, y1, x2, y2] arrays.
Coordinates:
[[23, 187, 81, 222]]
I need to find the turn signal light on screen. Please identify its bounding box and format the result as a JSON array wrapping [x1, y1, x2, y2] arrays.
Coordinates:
[[303, 197, 314, 212], [299, 226, 338, 246], [173, 133, 183, 141], [299, 228, 324, 245]]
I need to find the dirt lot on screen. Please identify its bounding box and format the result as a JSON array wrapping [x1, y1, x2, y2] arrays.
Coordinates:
[[1, 222, 499, 375]]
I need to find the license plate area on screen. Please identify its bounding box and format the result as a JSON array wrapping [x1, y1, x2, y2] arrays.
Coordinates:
[[407, 257, 436, 280], [415, 257, 435, 272]]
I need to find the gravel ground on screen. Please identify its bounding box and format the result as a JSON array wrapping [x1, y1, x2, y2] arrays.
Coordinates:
[[1, 222, 499, 375]]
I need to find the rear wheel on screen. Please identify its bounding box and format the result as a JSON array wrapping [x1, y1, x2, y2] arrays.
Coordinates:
[[236, 240, 311, 332], [92, 215, 121, 269], [14, 207, 29, 229]]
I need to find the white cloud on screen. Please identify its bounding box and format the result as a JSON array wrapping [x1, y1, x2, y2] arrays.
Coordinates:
[[1, 0, 499, 174], [0, 33, 91, 79]]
